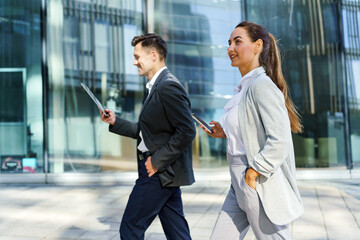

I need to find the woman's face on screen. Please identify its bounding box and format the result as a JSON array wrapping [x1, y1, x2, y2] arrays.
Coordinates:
[[227, 27, 260, 71]]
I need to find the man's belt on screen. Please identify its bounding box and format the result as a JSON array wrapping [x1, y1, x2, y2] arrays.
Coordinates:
[[138, 151, 151, 161]]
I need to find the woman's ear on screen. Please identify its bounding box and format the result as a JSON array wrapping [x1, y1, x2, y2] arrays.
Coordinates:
[[254, 39, 263, 53]]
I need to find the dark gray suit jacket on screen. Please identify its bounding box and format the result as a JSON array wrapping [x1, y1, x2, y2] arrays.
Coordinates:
[[109, 69, 196, 187]]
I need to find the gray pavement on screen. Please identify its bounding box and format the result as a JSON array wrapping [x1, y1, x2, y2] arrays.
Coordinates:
[[0, 176, 360, 240]]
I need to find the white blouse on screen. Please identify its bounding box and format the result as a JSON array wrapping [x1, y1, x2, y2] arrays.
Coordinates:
[[220, 67, 264, 156]]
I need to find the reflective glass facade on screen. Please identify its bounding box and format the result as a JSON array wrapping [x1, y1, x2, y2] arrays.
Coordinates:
[[46, 0, 144, 173], [1, 0, 360, 178], [342, 0, 360, 168], [246, 0, 348, 168], [0, 0, 44, 173], [152, 0, 243, 167]]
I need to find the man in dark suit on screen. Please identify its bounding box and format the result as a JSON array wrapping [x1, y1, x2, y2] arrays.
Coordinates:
[[100, 34, 196, 240]]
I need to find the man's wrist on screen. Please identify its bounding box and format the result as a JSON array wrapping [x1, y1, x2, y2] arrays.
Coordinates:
[[109, 117, 116, 126]]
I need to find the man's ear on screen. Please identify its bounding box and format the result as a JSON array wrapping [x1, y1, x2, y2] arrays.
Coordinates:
[[151, 51, 157, 62]]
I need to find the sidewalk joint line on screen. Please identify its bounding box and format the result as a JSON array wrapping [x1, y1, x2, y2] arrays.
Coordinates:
[[315, 186, 329, 240], [339, 189, 360, 230]]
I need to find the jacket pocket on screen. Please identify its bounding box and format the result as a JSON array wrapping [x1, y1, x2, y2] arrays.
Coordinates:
[[158, 166, 175, 187]]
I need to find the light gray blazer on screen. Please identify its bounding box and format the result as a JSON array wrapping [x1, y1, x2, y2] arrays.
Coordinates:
[[238, 67, 304, 225]]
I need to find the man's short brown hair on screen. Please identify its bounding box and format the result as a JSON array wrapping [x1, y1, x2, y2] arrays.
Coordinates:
[[131, 34, 168, 60]]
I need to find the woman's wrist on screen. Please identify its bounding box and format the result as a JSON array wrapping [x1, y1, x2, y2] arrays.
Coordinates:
[[246, 167, 260, 180]]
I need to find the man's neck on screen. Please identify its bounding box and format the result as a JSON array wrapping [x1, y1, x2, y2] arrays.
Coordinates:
[[147, 63, 166, 80]]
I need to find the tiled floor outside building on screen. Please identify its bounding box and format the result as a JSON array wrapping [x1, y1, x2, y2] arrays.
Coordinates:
[[0, 175, 359, 240]]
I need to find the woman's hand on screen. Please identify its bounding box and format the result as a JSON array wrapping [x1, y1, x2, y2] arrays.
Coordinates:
[[100, 109, 116, 125], [200, 121, 227, 139], [245, 167, 261, 190]]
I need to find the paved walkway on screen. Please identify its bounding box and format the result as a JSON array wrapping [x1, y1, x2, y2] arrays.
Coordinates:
[[0, 178, 359, 240]]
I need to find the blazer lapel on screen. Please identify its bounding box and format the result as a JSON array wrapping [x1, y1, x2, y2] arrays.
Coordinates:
[[140, 69, 169, 115]]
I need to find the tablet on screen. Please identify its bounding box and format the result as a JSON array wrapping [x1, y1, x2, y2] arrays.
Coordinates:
[[80, 82, 108, 117], [192, 113, 214, 133]]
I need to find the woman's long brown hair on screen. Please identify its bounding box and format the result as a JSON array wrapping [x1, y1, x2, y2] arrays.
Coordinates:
[[236, 21, 303, 133]]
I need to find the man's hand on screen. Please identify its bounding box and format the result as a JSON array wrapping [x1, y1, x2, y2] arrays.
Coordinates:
[[201, 121, 227, 139], [145, 156, 158, 177], [100, 109, 116, 125], [245, 167, 261, 190]]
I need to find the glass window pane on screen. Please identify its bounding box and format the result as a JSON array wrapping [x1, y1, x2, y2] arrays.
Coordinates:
[[153, 0, 243, 168], [342, 4, 360, 168], [0, 0, 44, 174], [246, 0, 347, 169], [47, 0, 144, 173]]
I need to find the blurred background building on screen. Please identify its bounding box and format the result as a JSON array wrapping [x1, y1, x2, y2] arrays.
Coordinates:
[[0, 0, 359, 182]]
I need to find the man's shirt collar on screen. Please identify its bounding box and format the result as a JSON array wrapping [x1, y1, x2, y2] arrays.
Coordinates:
[[146, 66, 167, 90]]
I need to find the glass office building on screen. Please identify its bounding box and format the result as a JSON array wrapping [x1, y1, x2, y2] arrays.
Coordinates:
[[0, 0, 359, 181]]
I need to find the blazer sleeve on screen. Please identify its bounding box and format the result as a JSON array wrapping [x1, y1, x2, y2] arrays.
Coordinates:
[[109, 116, 139, 139], [150, 80, 196, 172], [248, 79, 292, 178]]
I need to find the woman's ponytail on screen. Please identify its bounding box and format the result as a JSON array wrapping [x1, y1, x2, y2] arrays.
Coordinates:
[[266, 34, 303, 133], [237, 21, 303, 133]]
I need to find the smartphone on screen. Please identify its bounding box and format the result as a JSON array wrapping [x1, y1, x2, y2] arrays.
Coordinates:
[[192, 113, 214, 133]]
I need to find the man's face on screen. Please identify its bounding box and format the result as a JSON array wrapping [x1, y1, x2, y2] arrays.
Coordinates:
[[133, 43, 154, 77]]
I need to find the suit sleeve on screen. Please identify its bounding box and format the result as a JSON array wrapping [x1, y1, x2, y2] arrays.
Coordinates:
[[150, 81, 196, 172], [109, 116, 139, 139], [248, 79, 292, 178]]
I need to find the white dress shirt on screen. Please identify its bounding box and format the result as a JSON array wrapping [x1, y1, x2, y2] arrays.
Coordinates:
[[220, 67, 264, 156], [137, 66, 167, 153]]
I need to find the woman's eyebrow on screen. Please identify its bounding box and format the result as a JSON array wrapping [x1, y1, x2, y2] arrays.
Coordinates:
[[228, 36, 242, 44]]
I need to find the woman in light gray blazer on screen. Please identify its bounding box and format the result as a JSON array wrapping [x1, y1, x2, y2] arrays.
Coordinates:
[[203, 21, 304, 239]]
